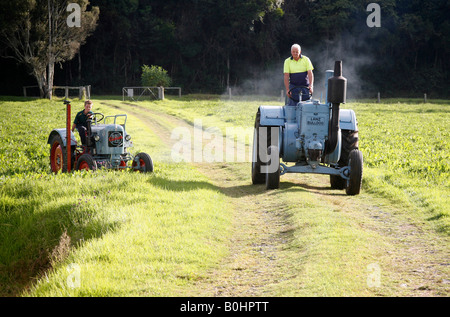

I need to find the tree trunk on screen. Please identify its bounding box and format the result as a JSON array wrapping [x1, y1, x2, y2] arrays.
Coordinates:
[[34, 69, 48, 99], [226, 55, 230, 90], [47, 60, 55, 99], [78, 50, 82, 81]]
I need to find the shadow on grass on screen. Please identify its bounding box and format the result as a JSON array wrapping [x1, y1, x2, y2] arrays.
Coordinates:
[[279, 181, 348, 196], [148, 175, 219, 192], [0, 200, 122, 297], [147, 174, 346, 199]]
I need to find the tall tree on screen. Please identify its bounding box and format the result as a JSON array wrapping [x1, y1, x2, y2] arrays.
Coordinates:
[[0, 0, 99, 98]]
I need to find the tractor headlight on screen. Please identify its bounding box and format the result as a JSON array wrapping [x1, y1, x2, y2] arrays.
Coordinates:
[[125, 134, 131, 141], [94, 135, 100, 142]]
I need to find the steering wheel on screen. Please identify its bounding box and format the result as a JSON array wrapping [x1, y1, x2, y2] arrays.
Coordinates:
[[288, 86, 312, 102], [89, 112, 104, 124]]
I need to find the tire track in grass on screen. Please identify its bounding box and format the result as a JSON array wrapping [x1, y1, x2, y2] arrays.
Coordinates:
[[106, 101, 449, 297], [104, 101, 295, 296], [279, 172, 450, 296]]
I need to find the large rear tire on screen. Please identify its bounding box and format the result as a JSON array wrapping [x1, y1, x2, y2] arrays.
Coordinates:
[[252, 108, 280, 189], [50, 134, 69, 173], [265, 145, 280, 190], [339, 130, 359, 166], [330, 175, 345, 189], [252, 109, 265, 184], [330, 129, 359, 190]]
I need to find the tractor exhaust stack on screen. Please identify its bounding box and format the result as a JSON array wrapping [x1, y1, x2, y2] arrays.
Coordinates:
[[325, 61, 347, 155], [65, 100, 72, 172]]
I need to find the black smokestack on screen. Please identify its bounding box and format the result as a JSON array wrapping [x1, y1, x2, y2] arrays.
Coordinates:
[[325, 61, 347, 155]]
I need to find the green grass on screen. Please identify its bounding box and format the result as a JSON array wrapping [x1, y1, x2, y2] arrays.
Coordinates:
[[118, 95, 283, 136], [21, 166, 232, 296], [355, 100, 449, 234], [0, 97, 233, 296], [0, 96, 448, 296], [134, 96, 449, 234]]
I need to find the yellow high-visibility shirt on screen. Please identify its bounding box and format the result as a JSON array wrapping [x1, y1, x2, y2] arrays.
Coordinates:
[[283, 55, 314, 87]]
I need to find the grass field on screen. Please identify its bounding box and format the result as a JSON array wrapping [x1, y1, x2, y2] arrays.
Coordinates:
[[0, 95, 448, 297], [117, 96, 449, 233]]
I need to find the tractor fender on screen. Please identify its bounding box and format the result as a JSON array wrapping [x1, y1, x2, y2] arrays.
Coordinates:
[[259, 106, 285, 127], [48, 129, 77, 147], [324, 128, 342, 164], [339, 109, 358, 131]]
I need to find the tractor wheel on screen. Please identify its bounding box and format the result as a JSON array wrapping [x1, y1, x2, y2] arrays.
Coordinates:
[[345, 149, 363, 195], [50, 134, 68, 173], [133, 152, 153, 173], [76, 154, 97, 171], [338, 129, 359, 166], [330, 129, 359, 190], [265, 145, 280, 190], [330, 175, 345, 189], [251, 109, 265, 184]]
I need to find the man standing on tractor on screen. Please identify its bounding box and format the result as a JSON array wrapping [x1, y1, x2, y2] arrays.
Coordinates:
[[284, 44, 314, 105], [72, 100, 94, 145]]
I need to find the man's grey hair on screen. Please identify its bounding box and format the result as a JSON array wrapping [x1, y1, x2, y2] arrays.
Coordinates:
[[291, 44, 301, 51]]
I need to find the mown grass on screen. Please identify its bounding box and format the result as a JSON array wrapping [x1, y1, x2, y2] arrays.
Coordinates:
[[0, 97, 232, 296], [114, 95, 449, 296], [23, 166, 231, 296], [273, 189, 387, 296], [0, 96, 448, 297], [123, 96, 449, 235]]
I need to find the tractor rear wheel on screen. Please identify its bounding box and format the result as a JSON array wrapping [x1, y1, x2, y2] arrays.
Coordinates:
[[252, 109, 265, 184], [133, 152, 153, 173], [345, 149, 363, 195], [76, 154, 97, 171], [265, 145, 280, 190], [330, 175, 345, 189], [50, 134, 68, 173], [330, 129, 359, 190], [338, 129, 359, 166]]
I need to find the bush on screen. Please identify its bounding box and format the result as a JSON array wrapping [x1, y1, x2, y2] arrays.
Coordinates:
[[141, 64, 171, 87]]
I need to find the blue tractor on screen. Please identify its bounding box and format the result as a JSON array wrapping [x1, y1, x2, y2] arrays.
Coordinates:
[[252, 61, 363, 195]]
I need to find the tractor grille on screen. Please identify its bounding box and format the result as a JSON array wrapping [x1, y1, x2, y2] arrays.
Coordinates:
[[108, 131, 123, 147]]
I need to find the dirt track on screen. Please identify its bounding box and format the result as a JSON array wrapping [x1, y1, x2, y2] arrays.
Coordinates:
[[105, 101, 449, 297]]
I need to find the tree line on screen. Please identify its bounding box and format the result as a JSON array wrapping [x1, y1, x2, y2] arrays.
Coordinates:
[[1, 0, 449, 98]]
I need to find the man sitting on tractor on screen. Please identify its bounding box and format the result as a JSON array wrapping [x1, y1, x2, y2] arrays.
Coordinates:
[[72, 100, 94, 146]]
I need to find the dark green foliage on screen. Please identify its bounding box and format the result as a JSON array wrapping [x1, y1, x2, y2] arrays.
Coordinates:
[[0, 0, 449, 97], [141, 64, 171, 87]]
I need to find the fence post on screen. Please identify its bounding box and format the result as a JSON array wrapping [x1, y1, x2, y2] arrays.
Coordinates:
[[377, 92, 380, 103], [424, 93, 427, 103], [23, 87, 27, 97]]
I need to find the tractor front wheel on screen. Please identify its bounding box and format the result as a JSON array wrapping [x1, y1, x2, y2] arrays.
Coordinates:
[[345, 149, 363, 195], [132, 152, 153, 173], [76, 154, 97, 171]]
